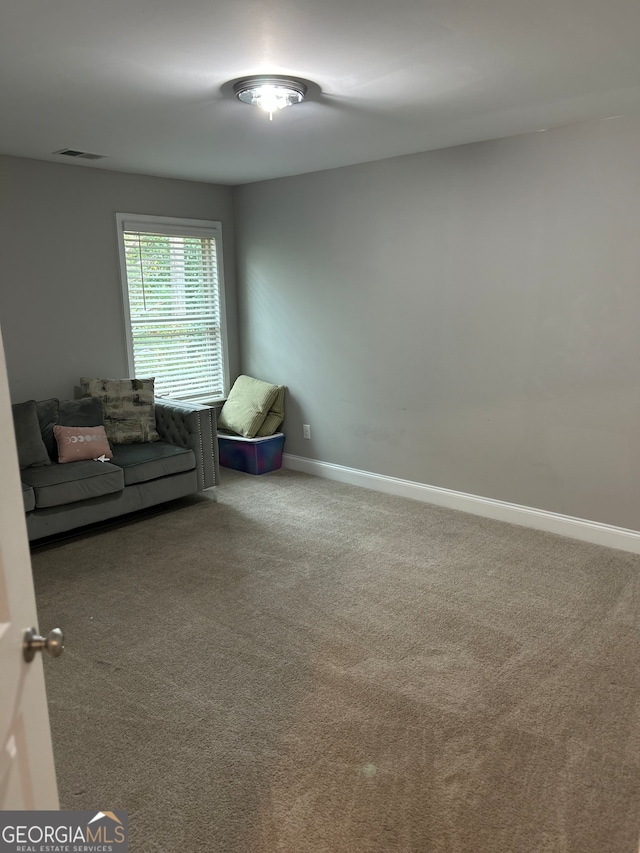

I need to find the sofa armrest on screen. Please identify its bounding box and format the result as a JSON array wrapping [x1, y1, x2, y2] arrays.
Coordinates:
[[154, 400, 218, 490]]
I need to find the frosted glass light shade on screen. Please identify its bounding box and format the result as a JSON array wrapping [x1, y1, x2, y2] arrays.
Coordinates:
[[233, 76, 307, 118]]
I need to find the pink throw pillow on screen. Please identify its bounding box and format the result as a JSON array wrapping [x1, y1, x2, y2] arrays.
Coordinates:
[[53, 425, 113, 464]]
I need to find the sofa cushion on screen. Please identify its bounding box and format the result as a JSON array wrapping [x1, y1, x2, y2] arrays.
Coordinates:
[[36, 398, 60, 461], [109, 441, 195, 486], [12, 400, 52, 468], [22, 482, 35, 513], [78, 378, 160, 444], [35, 397, 105, 462], [20, 461, 124, 508], [59, 397, 104, 427]]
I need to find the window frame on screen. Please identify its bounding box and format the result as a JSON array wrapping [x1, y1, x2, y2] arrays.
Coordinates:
[[115, 212, 230, 404]]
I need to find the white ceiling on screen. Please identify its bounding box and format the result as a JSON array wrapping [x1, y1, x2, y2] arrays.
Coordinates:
[[3, 0, 640, 185]]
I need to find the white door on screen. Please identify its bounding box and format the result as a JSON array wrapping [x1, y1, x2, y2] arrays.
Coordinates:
[[0, 326, 59, 809]]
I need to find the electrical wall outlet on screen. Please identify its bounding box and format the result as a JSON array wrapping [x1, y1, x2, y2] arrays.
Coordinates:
[[303, 424, 311, 439]]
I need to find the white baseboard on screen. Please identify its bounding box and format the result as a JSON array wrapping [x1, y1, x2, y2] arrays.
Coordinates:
[[282, 453, 640, 555]]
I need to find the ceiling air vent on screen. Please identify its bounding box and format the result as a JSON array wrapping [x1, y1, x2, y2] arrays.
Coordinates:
[[53, 148, 106, 160]]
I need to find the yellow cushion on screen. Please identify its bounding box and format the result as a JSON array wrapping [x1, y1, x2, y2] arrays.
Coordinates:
[[217, 376, 279, 438], [255, 385, 285, 437]]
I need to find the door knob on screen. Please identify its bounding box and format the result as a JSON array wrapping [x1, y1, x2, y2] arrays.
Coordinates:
[[23, 627, 65, 663]]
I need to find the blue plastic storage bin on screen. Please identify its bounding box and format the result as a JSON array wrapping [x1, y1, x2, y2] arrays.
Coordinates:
[[217, 432, 285, 475]]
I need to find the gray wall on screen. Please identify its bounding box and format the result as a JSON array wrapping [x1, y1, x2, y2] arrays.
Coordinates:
[[234, 116, 640, 530], [0, 155, 239, 402]]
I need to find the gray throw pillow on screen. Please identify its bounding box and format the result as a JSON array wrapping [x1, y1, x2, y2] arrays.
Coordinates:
[[59, 397, 104, 427], [36, 398, 59, 461], [12, 400, 52, 469]]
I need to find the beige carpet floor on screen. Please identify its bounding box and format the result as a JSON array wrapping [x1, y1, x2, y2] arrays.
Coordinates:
[[32, 467, 640, 852]]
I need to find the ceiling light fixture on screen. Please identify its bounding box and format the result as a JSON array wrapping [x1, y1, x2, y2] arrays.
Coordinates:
[[233, 76, 307, 121]]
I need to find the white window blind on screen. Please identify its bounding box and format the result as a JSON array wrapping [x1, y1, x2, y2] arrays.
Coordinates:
[[117, 215, 228, 402]]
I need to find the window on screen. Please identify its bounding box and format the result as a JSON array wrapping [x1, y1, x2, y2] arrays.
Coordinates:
[[116, 214, 229, 403]]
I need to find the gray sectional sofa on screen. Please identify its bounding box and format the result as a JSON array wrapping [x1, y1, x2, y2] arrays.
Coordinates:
[[14, 397, 218, 541]]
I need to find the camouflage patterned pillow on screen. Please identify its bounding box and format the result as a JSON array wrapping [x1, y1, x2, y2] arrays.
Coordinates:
[[78, 378, 160, 444]]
